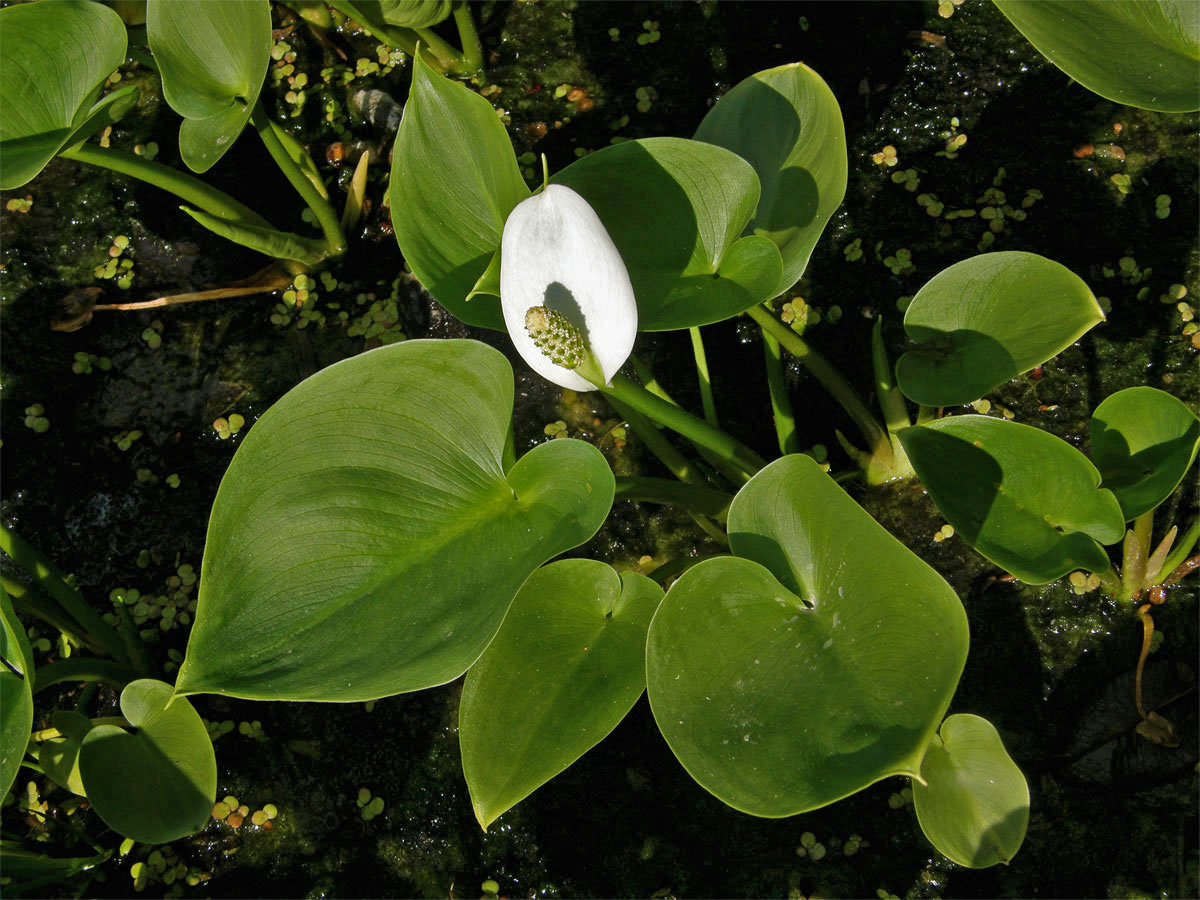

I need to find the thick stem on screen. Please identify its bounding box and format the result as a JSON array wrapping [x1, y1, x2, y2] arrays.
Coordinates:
[[629, 356, 749, 486], [915, 404, 939, 426], [591, 369, 767, 479], [61, 144, 272, 228], [1121, 510, 1153, 600], [871, 317, 911, 434], [251, 103, 346, 259], [689, 327, 719, 427], [32, 659, 137, 695], [2, 576, 106, 658], [762, 331, 800, 456], [746, 304, 889, 455], [613, 477, 732, 522], [0, 526, 131, 669], [452, 0, 485, 74]]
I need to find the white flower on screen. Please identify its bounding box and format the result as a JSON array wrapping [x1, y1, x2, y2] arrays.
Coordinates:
[[500, 184, 637, 391]]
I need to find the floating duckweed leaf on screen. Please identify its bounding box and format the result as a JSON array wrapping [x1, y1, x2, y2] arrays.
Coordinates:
[[552, 137, 783, 330], [390, 51, 530, 329], [1, 586, 34, 798], [460, 560, 663, 829], [0, 0, 130, 189], [898, 415, 1125, 583], [995, 1, 1200, 113], [914, 713, 1029, 868], [177, 340, 614, 702], [147, 0, 272, 172], [646, 455, 967, 816], [694, 62, 847, 299], [1090, 387, 1200, 521], [896, 252, 1103, 407], [79, 679, 216, 844]]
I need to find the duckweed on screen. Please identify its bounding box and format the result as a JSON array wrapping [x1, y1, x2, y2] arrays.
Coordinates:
[[795, 831, 826, 861], [23, 404, 49, 433], [871, 145, 898, 167], [637, 19, 661, 45]]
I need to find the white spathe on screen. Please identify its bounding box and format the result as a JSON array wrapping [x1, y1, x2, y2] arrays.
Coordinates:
[[500, 184, 637, 391]]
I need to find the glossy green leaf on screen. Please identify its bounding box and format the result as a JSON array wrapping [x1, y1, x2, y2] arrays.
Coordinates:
[[180, 205, 329, 266], [914, 713, 1029, 868], [646, 455, 968, 816], [1090, 387, 1200, 521], [1, 586, 34, 799], [176, 340, 613, 702], [898, 416, 1125, 583], [552, 138, 783, 331], [390, 51, 530, 330], [147, 0, 272, 172], [896, 252, 1103, 407], [78, 679, 215, 844], [0, 0, 129, 189], [460, 560, 662, 830], [38, 711, 93, 797], [381, 0, 452, 28], [995, 1, 1200, 113], [694, 62, 847, 300]]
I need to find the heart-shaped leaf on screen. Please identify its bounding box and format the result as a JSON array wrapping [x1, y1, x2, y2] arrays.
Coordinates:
[[176, 340, 614, 702], [1, 586, 34, 798], [552, 137, 784, 331], [995, 1, 1200, 113], [896, 252, 1103, 407], [147, 0, 272, 172], [78, 679, 216, 844], [1090, 387, 1200, 521], [694, 62, 847, 300], [646, 455, 968, 816], [898, 415, 1125, 583], [38, 711, 94, 797], [390, 51, 530, 330], [459, 560, 663, 829], [914, 713, 1029, 868], [0, 0, 129, 189]]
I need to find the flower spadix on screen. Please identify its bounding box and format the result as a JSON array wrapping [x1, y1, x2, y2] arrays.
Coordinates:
[[500, 184, 637, 391]]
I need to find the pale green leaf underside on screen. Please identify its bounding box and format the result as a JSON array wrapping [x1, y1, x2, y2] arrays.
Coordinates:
[[897, 252, 1103, 407], [459, 560, 662, 829], [995, 0, 1200, 113], [390, 51, 529, 330], [914, 713, 1029, 868], [1090, 386, 1200, 521], [647, 455, 967, 817], [552, 137, 783, 331], [79, 680, 216, 844], [898, 415, 1125, 583], [0, 0, 128, 189], [177, 340, 614, 702], [694, 62, 847, 300]]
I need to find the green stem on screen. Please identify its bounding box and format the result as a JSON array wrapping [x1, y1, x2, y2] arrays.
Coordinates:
[[2, 576, 106, 658], [607, 399, 730, 546], [327, 1, 453, 71], [1158, 519, 1198, 583], [32, 659, 137, 695], [589, 368, 766, 478], [746, 304, 889, 455], [415, 27, 467, 68], [871, 317, 911, 434], [689, 327, 719, 428], [250, 103, 346, 259], [761, 331, 800, 455], [60, 144, 272, 228], [629, 356, 750, 486], [452, 0, 485, 74], [1095, 566, 1122, 594], [0, 526, 131, 669], [1121, 510, 1153, 600], [613, 477, 732, 521], [915, 404, 939, 426]]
